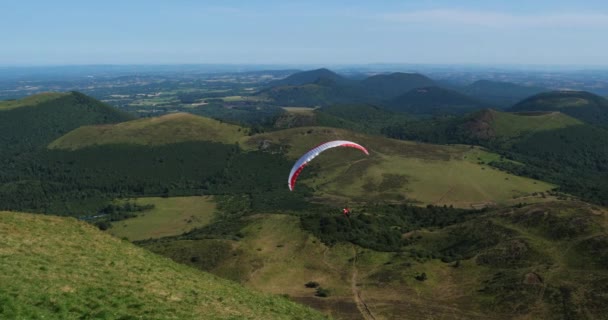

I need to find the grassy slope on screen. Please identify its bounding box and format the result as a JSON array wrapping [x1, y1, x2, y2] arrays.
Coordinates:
[[243, 127, 554, 208], [0, 92, 68, 110], [143, 201, 608, 320], [49, 112, 247, 150], [509, 91, 608, 125], [108, 196, 217, 241], [0, 211, 326, 320], [490, 110, 582, 140]]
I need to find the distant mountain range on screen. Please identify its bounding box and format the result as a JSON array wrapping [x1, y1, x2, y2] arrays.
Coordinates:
[[258, 68, 443, 109], [258, 68, 552, 116], [461, 80, 547, 108]]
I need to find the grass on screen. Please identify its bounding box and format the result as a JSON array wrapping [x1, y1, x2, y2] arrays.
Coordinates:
[[199, 214, 365, 319], [0, 211, 328, 320], [49, 112, 248, 150], [490, 110, 582, 139], [282, 107, 317, 114], [145, 214, 365, 319], [108, 196, 217, 241], [243, 126, 554, 208], [0, 92, 67, 110]]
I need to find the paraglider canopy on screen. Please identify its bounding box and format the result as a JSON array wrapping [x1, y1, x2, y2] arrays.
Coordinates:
[[287, 140, 369, 191]]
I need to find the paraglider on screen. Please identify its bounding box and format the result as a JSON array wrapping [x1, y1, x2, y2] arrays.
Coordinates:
[[287, 140, 369, 191], [342, 207, 351, 217]]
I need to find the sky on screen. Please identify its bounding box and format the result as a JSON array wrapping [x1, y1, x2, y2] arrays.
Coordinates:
[[1, 0, 608, 66]]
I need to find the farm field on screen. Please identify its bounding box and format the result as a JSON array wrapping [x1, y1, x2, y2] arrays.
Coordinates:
[[108, 196, 217, 241]]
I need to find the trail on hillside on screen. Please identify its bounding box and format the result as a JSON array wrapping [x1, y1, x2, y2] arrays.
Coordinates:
[[351, 245, 377, 320]]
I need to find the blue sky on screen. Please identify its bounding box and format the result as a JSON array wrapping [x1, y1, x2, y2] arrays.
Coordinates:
[[2, 0, 607, 66]]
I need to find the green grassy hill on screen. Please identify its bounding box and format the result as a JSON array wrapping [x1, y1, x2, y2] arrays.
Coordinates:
[[383, 108, 583, 147], [0, 211, 327, 320], [243, 126, 553, 207], [0, 92, 67, 110], [0, 92, 134, 154], [49, 112, 247, 150], [510, 90, 608, 124]]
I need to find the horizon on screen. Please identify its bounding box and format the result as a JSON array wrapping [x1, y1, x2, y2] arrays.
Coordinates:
[[2, 0, 608, 66]]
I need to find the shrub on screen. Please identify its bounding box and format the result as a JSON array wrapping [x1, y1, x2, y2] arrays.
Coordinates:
[[315, 287, 329, 297]]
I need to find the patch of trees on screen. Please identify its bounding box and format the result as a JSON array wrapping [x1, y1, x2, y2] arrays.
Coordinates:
[[0, 141, 310, 216], [300, 204, 480, 252]]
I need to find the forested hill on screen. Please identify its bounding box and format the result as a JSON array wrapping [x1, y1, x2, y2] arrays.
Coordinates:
[[0, 92, 134, 154], [361, 72, 437, 100], [386, 86, 487, 115], [266, 68, 353, 87]]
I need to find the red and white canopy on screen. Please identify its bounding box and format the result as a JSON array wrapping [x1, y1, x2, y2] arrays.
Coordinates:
[[288, 140, 369, 191]]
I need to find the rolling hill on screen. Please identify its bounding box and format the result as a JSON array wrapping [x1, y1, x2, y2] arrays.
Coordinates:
[[381, 107, 608, 205], [510, 90, 608, 124], [242, 126, 554, 207], [386, 86, 487, 115], [267, 68, 352, 87], [0, 91, 134, 154], [138, 198, 608, 320], [49, 112, 247, 150], [361, 72, 437, 100], [0, 210, 326, 319], [273, 104, 409, 134], [382, 108, 583, 146], [462, 80, 546, 108]]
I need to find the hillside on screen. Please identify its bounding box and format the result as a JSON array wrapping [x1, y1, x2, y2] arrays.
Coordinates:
[[49, 112, 247, 150], [381, 108, 608, 205], [0, 92, 67, 110], [387, 86, 487, 115], [0, 211, 326, 319], [462, 80, 546, 108], [382, 109, 582, 146], [273, 104, 409, 134], [139, 199, 608, 320], [510, 90, 608, 124], [461, 109, 583, 144], [0, 92, 134, 154], [243, 126, 553, 207], [267, 68, 351, 87], [361, 72, 437, 100]]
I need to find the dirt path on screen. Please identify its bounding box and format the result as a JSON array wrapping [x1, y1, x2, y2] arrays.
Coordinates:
[[351, 245, 377, 320]]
